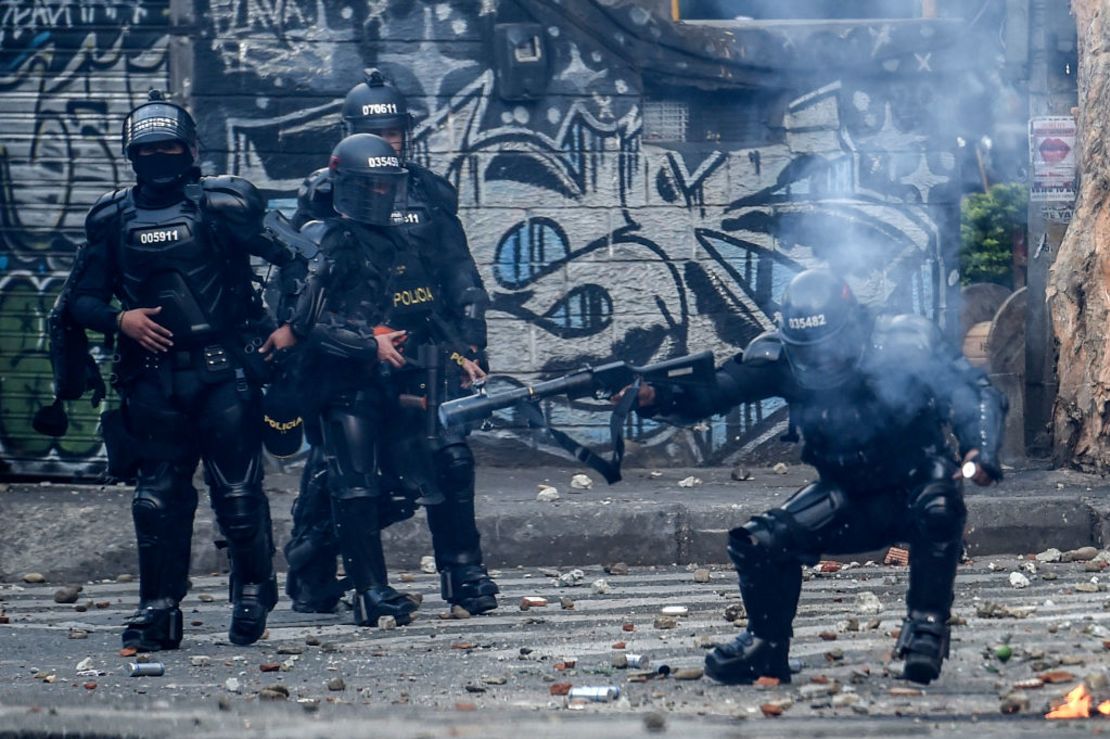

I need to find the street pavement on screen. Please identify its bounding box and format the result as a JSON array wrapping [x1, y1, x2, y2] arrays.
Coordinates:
[[4, 462, 1110, 582], [2, 555, 1110, 736]]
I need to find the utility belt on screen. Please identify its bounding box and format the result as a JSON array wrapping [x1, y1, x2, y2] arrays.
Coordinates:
[[116, 330, 270, 388]]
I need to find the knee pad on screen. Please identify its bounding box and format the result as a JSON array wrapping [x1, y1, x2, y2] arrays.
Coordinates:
[[217, 489, 270, 543], [727, 519, 780, 572], [435, 444, 474, 497], [133, 466, 197, 531], [912, 483, 966, 542]]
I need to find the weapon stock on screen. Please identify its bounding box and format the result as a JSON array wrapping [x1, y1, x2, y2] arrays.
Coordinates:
[[438, 351, 715, 429]]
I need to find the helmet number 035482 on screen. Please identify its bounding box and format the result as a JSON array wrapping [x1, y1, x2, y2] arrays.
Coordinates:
[[788, 314, 827, 330]]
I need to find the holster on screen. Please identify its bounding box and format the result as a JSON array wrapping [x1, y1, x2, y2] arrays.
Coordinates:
[[100, 408, 141, 480]]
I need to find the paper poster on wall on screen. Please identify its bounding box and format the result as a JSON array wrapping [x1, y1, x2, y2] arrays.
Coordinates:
[[1030, 116, 1077, 203]]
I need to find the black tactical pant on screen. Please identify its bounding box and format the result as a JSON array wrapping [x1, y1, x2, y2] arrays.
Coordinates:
[[122, 365, 274, 610], [728, 456, 966, 641]]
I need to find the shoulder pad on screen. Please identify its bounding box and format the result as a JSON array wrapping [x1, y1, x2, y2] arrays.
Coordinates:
[[741, 330, 785, 366], [408, 163, 458, 215], [869, 314, 940, 359], [202, 175, 265, 233], [85, 188, 129, 241], [296, 168, 333, 222]]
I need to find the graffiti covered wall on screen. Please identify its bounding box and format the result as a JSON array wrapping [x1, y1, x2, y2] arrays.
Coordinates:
[[1, 0, 992, 475], [0, 0, 169, 476]]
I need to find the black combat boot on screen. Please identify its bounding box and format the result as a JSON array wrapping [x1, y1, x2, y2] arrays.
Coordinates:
[[352, 585, 418, 626], [441, 563, 499, 615], [228, 576, 278, 646], [122, 600, 183, 652], [896, 612, 950, 685], [705, 630, 792, 684]]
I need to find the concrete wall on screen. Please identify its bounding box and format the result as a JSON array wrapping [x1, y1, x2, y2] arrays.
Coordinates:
[[0, 0, 170, 476], [1, 0, 991, 476]]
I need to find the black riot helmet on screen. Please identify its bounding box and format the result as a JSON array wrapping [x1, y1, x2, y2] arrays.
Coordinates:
[[341, 69, 413, 161], [329, 133, 408, 226], [121, 89, 197, 187], [778, 269, 867, 390]]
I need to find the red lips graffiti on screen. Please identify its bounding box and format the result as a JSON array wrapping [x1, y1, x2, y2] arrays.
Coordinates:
[[1039, 137, 1072, 164]]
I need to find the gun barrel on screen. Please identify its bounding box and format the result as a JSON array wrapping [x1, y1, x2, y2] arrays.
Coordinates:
[[438, 371, 597, 428]]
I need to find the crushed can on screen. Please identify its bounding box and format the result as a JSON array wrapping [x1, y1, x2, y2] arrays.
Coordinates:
[[568, 686, 621, 702], [625, 654, 650, 669], [129, 662, 165, 677]]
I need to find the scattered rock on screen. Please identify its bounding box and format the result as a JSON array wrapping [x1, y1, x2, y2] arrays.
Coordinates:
[[420, 556, 437, 574], [1039, 670, 1076, 684], [824, 649, 844, 662], [755, 676, 781, 687], [605, 562, 630, 576], [1065, 547, 1099, 562], [559, 597, 575, 610], [448, 605, 471, 620], [21, 573, 45, 584], [83, 681, 97, 690], [1000, 692, 1029, 714], [276, 645, 304, 655], [377, 615, 397, 630], [818, 631, 838, 641], [67, 628, 88, 640], [612, 641, 627, 649], [116, 574, 134, 583], [224, 677, 242, 694], [1009, 572, 1031, 589], [481, 676, 507, 685], [119, 647, 138, 658], [557, 569, 585, 587], [520, 596, 547, 610], [889, 686, 922, 697], [730, 465, 753, 481], [674, 667, 704, 680], [326, 677, 346, 691], [772, 463, 789, 475], [258, 685, 289, 701], [1035, 548, 1062, 563], [592, 578, 610, 594], [855, 592, 882, 615], [693, 568, 711, 583], [259, 663, 281, 673], [549, 682, 572, 696], [75, 657, 94, 672], [53, 586, 82, 604], [611, 653, 629, 668], [760, 701, 789, 717], [832, 692, 860, 708], [817, 561, 842, 573], [190, 656, 211, 667], [622, 623, 635, 632], [464, 683, 486, 693], [800, 683, 838, 700], [1087, 672, 1109, 690], [536, 485, 560, 502], [724, 603, 746, 622], [649, 471, 663, 478], [677, 475, 702, 488], [451, 641, 477, 650], [976, 601, 1035, 619], [569, 474, 593, 491], [654, 616, 677, 630], [399, 573, 415, 583], [198, 593, 215, 603], [1012, 678, 1044, 690]]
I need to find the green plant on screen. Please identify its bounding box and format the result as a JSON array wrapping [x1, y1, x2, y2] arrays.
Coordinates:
[[960, 183, 1028, 286]]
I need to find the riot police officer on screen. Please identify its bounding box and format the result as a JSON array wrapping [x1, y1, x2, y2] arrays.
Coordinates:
[[68, 90, 297, 650], [281, 70, 497, 617], [285, 133, 450, 626], [632, 269, 1006, 686]]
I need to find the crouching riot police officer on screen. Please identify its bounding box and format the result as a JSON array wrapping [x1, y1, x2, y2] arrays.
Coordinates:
[[285, 134, 432, 626], [632, 269, 1006, 686], [280, 69, 497, 617], [67, 90, 299, 650]]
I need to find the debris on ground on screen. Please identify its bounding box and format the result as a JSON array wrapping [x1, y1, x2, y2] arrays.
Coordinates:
[[605, 562, 629, 576], [677, 476, 702, 488], [1035, 548, 1063, 563], [1009, 572, 1031, 589], [976, 601, 1036, 619], [326, 677, 346, 691], [420, 556, 437, 574], [536, 484, 560, 502], [592, 578, 610, 594], [21, 573, 45, 584], [772, 463, 789, 475], [224, 677, 242, 694], [730, 465, 753, 481], [569, 474, 593, 491], [258, 685, 289, 701], [693, 568, 711, 583], [53, 585, 82, 604], [1064, 547, 1099, 562], [883, 546, 910, 566], [855, 592, 882, 615], [557, 569, 585, 587]]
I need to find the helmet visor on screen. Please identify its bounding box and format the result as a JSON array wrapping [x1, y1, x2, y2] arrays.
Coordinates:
[[782, 327, 864, 390], [332, 170, 408, 226], [123, 103, 196, 156]]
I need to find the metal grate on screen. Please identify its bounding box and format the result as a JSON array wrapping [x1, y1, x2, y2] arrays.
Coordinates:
[[643, 100, 689, 142]]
